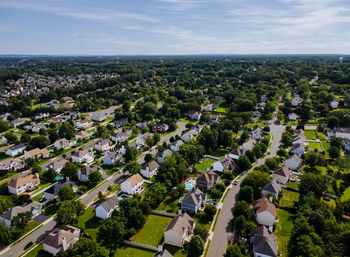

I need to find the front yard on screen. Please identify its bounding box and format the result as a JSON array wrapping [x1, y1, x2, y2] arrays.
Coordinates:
[[75, 207, 101, 239]]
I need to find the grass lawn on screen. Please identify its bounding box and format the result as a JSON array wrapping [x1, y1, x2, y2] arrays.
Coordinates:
[[275, 208, 294, 257], [215, 107, 227, 113], [286, 181, 299, 189], [320, 139, 331, 158], [279, 189, 299, 208], [341, 186, 350, 202], [75, 207, 101, 239], [308, 142, 322, 151], [305, 130, 316, 140], [194, 158, 216, 172], [131, 214, 172, 246], [211, 148, 229, 158], [193, 214, 212, 231], [23, 243, 43, 257], [178, 118, 199, 124], [164, 244, 187, 257], [114, 246, 155, 257], [156, 196, 181, 214]]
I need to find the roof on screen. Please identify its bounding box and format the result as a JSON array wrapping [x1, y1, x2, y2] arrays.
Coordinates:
[[48, 158, 68, 170], [154, 250, 173, 257], [165, 212, 195, 237], [182, 188, 206, 206], [286, 154, 302, 163], [335, 127, 350, 134], [262, 179, 281, 194], [273, 166, 292, 178], [43, 225, 80, 249], [81, 165, 101, 176], [26, 148, 48, 157], [72, 149, 93, 157], [8, 174, 39, 189], [196, 170, 218, 185], [142, 161, 159, 171], [254, 197, 276, 217], [126, 174, 144, 187], [251, 226, 278, 257], [1, 202, 41, 220], [99, 197, 119, 212], [9, 143, 26, 151]]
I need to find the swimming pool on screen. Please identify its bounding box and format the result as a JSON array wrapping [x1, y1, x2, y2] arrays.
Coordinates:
[[185, 182, 193, 190], [55, 176, 63, 181]]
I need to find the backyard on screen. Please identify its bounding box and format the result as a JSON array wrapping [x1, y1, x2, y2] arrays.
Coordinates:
[[194, 158, 216, 172], [307, 142, 323, 151], [114, 246, 155, 257], [304, 130, 316, 140], [75, 207, 101, 239]]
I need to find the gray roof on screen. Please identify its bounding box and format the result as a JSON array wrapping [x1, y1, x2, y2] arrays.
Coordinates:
[[81, 165, 101, 176], [142, 161, 159, 171], [262, 179, 281, 194], [335, 127, 350, 134], [9, 143, 26, 151], [182, 188, 206, 207], [154, 250, 173, 257], [1, 202, 41, 221], [99, 197, 119, 212], [251, 226, 278, 257], [165, 212, 195, 236]]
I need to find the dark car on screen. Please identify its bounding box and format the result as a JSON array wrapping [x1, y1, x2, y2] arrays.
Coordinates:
[[24, 241, 34, 250]]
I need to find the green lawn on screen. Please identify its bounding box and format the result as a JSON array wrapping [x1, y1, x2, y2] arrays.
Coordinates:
[[178, 118, 199, 124], [193, 214, 212, 231], [279, 189, 300, 208], [215, 107, 227, 113], [23, 243, 43, 257], [156, 196, 181, 214], [320, 139, 331, 158], [75, 207, 101, 239], [305, 130, 316, 140], [131, 214, 172, 246], [194, 158, 216, 172], [341, 186, 350, 202], [275, 208, 294, 257], [286, 181, 299, 190], [211, 148, 229, 158], [114, 246, 155, 257], [308, 142, 322, 151]]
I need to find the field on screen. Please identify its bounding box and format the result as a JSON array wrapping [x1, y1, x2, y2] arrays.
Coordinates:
[[114, 246, 155, 257], [194, 158, 216, 172], [131, 214, 172, 246], [75, 207, 101, 239], [304, 130, 316, 140]]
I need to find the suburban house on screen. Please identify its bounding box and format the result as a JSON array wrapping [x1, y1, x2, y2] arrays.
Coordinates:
[[213, 155, 235, 172], [140, 161, 159, 178], [112, 132, 128, 143], [71, 149, 94, 163], [54, 138, 75, 150], [196, 170, 219, 190], [95, 197, 119, 219], [329, 100, 339, 109], [136, 133, 153, 147], [252, 128, 264, 140], [242, 138, 257, 151], [78, 165, 103, 182], [92, 112, 107, 122], [181, 131, 194, 142], [272, 166, 292, 185], [43, 225, 80, 256], [75, 119, 93, 129], [154, 250, 173, 257], [121, 174, 144, 195], [0, 202, 41, 228], [202, 103, 213, 112], [157, 149, 172, 163], [24, 148, 49, 159], [262, 179, 282, 198], [291, 142, 304, 155], [153, 123, 169, 132], [250, 226, 279, 257], [35, 112, 49, 120], [229, 148, 244, 160], [50, 117, 63, 125], [0, 135, 7, 145], [254, 197, 276, 227], [24, 122, 46, 133], [46, 158, 68, 173], [208, 114, 220, 123], [164, 213, 195, 247], [44, 178, 78, 201], [103, 152, 121, 166], [342, 138, 350, 152], [75, 130, 91, 140], [0, 158, 23, 171], [171, 140, 184, 152], [329, 127, 350, 139], [188, 110, 201, 121], [10, 118, 27, 128], [7, 173, 40, 195], [292, 94, 302, 106], [95, 139, 112, 152], [5, 143, 26, 156], [181, 188, 207, 213], [285, 154, 302, 170], [115, 118, 128, 128], [288, 113, 299, 121]]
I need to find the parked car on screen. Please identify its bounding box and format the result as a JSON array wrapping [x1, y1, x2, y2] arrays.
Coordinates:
[[234, 180, 239, 185], [24, 242, 33, 250]]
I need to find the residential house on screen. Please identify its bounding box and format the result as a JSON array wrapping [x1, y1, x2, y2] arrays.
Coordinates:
[[44, 178, 78, 201], [292, 94, 302, 106], [342, 138, 350, 152], [24, 148, 50, 159], [50, 117, 63, 125], [164, 213, 195, 247], [112, 132, 128, 143], [188, 110, 201, 121], [115, 118, 128, 128], [92, 112, 107, 122], [140, 161, 159, 178], [181, 188, 207, 213], [121, 174, 144, 195], [154, 250, 173, 257], [78, 165, 103, 182], [75, 119, 92, 129], [35, 113, 50, 120], [10, 118, 26, 128], [0, 202, 41, 228], [250, 226, 279, 257], [157, 149, 172, 163], [24, 122, 46, 133], [103, 152, 121, 166], [272, 166, 292, 185], [43, 225, 80, 256], [291, 142, 304, 155], [329, 100, 339, 109], [0, 158, 23, 171], [213, 155, 235, 172], [254, 198, 276, 227], [181, 131, 194, 142], [0, 135, 8, 145], [288, 113, 299, 121], [75, 130, 91, 140], [54, 138, 75, 150], [5, 143, 26, 156], [229, 149, 244, 160], [196, 170, 219, 190], [95, 197, 119, 219], [136, 133, 153, 147], [333, 127, 350, 139], [95, 139, 112, 152], [46, 158, 68, 173], [208, 114, 220, 123], [262, 179, 282, 198], [7, 173, 40, 195], [285, 154, 302, 170], [171, 140, 184, 152], [242, 138, 257, 151], [71, 149, 94, 163], [252, 128, 264, 140], [202, 103, 213, 112], [153, 123, 169, 132]]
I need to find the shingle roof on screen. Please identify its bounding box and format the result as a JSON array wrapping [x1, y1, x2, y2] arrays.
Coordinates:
[[43, 225, 80, 249], [8, 174, 39, 188], [165, 212, 195, 237], [126, 174, 144, 187], [99, 197, 119, 212], [9, 143, 26, 151], [251, 226, 278, 257], [196, 170, 218, 185], [81, 165, 101, 176], [273, 166, 292, 178], [142, 161, 159, 171], [254, 197, 276, 217], [154, 250, 173, 257], [262, 179, 281, 194], [182, 188, 206, 206]]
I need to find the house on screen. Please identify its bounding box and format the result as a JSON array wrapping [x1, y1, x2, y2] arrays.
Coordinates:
[[254, 198, 276, 227], [292, 94, 302, 106], [64, 102, 75, 109], [141, 161, 159, 178], [0, 135, 8, 145], [50, 117, 63, 125], [154, 250, 173, 257], [153, 123, 169, 132], [196, 170, 219, 190], [75, 130, 91, 140], [71, 149, 94, 163], [252, 128, 264, 140], [136, 133, 153, 147], [213, 155, 235, 172], [262, 179, 282, 198], [285, 154, 302, 170], [136, 121, 149, 129], [24, 122, 46, 133], [333, 127, 350, 139], [92, 112, 107, 122], [342, 138, 350, 152], [112, 132, 128, 143], [0, 158, 23, 171], [54, 138, 75, 150], [157, 149, 172, 163], [115, 118, 128, 128], [46, 158, 68, 173], [78, 165, 103, 182], [272, 166, 292, 185], [76, 119, 92, 129], [7, 173, 40, 195], [291, 142, 304, 155], [288, 113, 299, 121], [329, 100, 339, 109], [242, 138, 257, 151], [24, 148, 50, 159], [250, 226, 279, 257], [0, 202, 41, 228], [170, 140, 184, 152], [164, 213, 195, 247], [181, 188, 207, 213], [229, 149, 244, 160], [208, 114, 220, 123], [103, 152, 121, 166], [95, 197, 119, 219], [202, 103, 213, 112], [10, 118, 26, 128], [121, 174, 144, 195], [5, 143, 26, 156], [44, 178, 78, 201], [181, 131, 194, 142], [95, 139, 111, 152], [188, 111, 201, 121], [35, 112, 49, 120], [43, 225, 80, 256]]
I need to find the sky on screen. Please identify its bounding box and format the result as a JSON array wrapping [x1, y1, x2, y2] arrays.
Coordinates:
[[0, 0, 350, 55]]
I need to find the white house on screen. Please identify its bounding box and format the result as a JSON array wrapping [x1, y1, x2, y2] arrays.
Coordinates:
[[71, 149, 94, 163], [92, 112, 107, 122], [213, 155, 235, 172], [78, 165, 103, 182], [252, 128, 263, 140], [208, 114, 220, 123], [46, 158, 68, 173], [285, 154, 302, 170], [272, 166, 292, 185], [229, 149, 244, 160], [121, 174, 144, 195], [54, 138, 75, 150], [164, 213, 195, 247], [171, 140, 184, 152], [242, 138, 257, 151], [103, 152, 121, 166], [0, 158, 23, 171], [24, 148, 50, 159], [95, 139, 111, 152], [76, 119, 92, 129], [75, 130, 91, 140], [112, 132, 128, 143], [181, 131, 194, 142], [292, 94, 302, 106], [262, 179, 282, 198], [0, 202, 41, 228], [288, 113, 299, 121], [95, 197, 119, 219], [140, 161, 159, 178], [254, 197, 276, 227], [7, 173, 40, 195], [43, 225, 80, 256], [5, 143, 26, 156], [157, 149, 172, 163], [44, 179, 78, 201], [333, 127, 350, 139], [188, 111, 201, 121]]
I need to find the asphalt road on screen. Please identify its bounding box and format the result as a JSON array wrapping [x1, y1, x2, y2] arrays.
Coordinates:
[[206, 116, 285, 257]]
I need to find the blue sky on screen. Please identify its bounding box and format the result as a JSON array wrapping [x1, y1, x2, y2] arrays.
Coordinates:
[[0, 0, 350, 55]]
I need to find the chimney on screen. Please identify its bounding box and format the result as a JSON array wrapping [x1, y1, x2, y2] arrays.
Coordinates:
[[178, 209, 182, 215], [62, 236, 67, 250], [35, 173, 39, 179]]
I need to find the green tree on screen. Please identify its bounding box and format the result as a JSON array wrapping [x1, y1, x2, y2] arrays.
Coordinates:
[[55, 200, 85, 226], [59, 122, 75, 140], [11, 211, 32, 229], [0, 223, 12, 247], [30, 136, 50, 148], [88, 171, 103, 185], [61, 162, 79, 181], [265, 158, 278, 170], [125, 161, 141, 174], [98, 218, 125, 249], [0, 120, 9, 132], [42, 168, 56, 182], [237, 155, 251, 170], [188, 235, 204, 257], [327, 116, 339, 129], [20, 134, 31, 144], [233, 215, 247, 235], [141, 102, 157, 120], [281, 131, 292, 146], [328, 146, 340, 159], [204, 204, 216, 219], [5, 132, 19, 144], [194, 226, 208, 241], [69, 238, 109, 257], [58, 185, 75, 201], [144, 153, 153, 162], [238, 186, 254, 203], [299, 173, 328, 198], [124, 146, 138, 162], [224, 244, 244, 257], [304, 152, 325, 168], [232, 201, 251, 219]]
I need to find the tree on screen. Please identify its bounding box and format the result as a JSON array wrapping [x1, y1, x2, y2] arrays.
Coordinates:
[[31, 165, 41, 175], [224, 244, 244, 257], [232, 201, 251, 219], [125, 161, 141, 174], [194, 226, 208, 241], [281, 131, 292, 146], [59, 122, 75, 139], [5, 132, 19, 144], [144, 153, 153, 162], [237, 155, 251, 170], [327, 116, 339, 129], [18, 194, 31, 205], [304, 152, 325, 168], [299, 173, 328, 198], [30, 136, 50, 149], [0, 223, 12, 246], [98, 218, 125, 249], [61, 162, 79, 181], [265, 158, 278, 170], [124, 146, 138, 162], [241, 170, 270, 199], [58, 185, 75, 201], [69, 238, 109, 257], [39, 128, 47, 136], [55, 200, 84, 226], [233, 215, 247, 235], [11, 211, 32, 228], [43, 168, 56, 182], [0, 120, 9, 132], [204, 204, 216, 219], [238, 186, 254, 203], [153, 133, 160, 144], [328, 146, 340, 159], [330, 137, 342, 148], [245, 150, 256, 162], [89, 171, 103, 185], [141, 102, 157, 120], [20, 134, 31, 144], [188, 235, 204, 257]]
